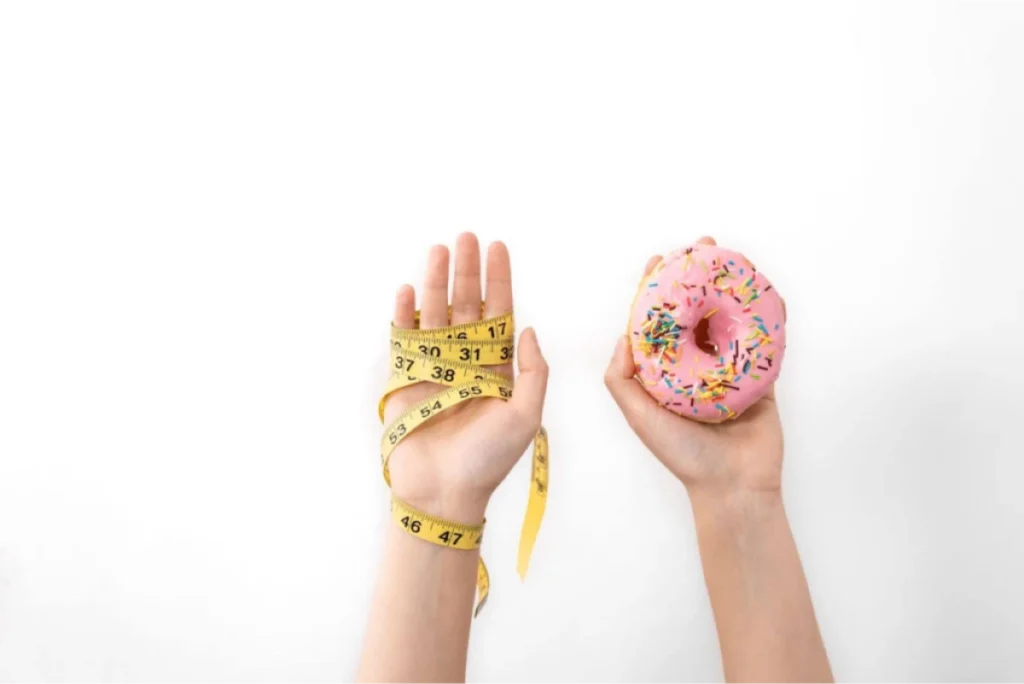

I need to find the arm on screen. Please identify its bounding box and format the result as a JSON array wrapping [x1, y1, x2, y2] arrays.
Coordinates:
[[689, 490, 831, 682], [358, 495, 486, 682], [605, 236, 832, 683], [357, 234, 548, 683]]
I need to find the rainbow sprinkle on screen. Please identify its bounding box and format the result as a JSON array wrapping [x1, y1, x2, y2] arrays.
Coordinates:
[[638, 305, 685, 363]]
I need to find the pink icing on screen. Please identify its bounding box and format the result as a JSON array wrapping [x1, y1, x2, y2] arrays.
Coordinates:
[[628, 244, 786, 422]]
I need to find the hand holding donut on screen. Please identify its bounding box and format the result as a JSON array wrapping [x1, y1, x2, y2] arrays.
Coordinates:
[[605, 236, 786, 498]]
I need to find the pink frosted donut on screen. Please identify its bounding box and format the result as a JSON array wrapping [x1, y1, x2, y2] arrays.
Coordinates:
[[628, 244, 786, 422]]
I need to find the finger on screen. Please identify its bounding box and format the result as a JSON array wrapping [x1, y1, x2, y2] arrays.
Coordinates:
[[765, 298, 787, 401], [483, 241, 513, 319], [511, 327, 548, 426], [643, 254, 662, 278], [603, 335, 660, 440], [451, 232, 482, 325], [697, 236, 717, 246], [394, 284, 416, 329], [384, 285, 418, 421], [420, 244, 450, 329]]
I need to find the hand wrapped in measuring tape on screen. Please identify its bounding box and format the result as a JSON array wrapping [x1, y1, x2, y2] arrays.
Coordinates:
[[378, 234, 550, 616]]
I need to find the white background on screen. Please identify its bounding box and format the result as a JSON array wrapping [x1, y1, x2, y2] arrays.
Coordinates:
[[2, 2, 1023, 682]]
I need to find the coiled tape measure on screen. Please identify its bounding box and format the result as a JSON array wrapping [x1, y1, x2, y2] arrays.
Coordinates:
[[378, 309, 548, 616]]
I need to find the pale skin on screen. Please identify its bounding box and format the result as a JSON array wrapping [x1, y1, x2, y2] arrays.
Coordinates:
[[356, 233, 548, 683], [358, 234, 831, 683], [604, 236, 833, 683]]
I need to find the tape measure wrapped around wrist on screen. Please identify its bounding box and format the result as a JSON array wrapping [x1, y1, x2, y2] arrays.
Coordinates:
[[390, 496, 486, 549], [378, 309, 549, 617]]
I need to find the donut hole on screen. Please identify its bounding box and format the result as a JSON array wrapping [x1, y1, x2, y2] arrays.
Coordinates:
[[694, 315, 719, 356]]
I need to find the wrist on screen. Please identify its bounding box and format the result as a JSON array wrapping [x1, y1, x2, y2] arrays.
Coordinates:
[[686, 484, 784, 530], [392, 489, 490, 526]]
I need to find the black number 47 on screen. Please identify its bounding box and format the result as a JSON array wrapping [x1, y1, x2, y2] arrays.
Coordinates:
[[439, 530, 463, 545]]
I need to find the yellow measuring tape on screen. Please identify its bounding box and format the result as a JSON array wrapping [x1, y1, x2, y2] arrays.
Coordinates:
[[389, 496, 484, 550], [378, 309, 549, 616]]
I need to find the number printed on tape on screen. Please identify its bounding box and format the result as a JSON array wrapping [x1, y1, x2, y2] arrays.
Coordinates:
[[378, 310, 548, 617]]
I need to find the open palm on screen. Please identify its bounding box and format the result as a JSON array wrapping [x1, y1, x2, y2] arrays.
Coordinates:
[[382, 234, 548, 517]]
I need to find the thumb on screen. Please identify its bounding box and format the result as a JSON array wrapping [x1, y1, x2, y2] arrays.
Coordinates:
[[512, 327, 548, 426], [604, 335, 660, 440]]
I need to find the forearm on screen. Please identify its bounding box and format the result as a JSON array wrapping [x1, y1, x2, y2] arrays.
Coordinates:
[[356, 497, 486, 683], [689, 489, 832, 683]]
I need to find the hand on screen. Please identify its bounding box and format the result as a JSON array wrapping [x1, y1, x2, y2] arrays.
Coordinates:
[[604, 236, 785, 500], [383, 233, 549, 522]]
